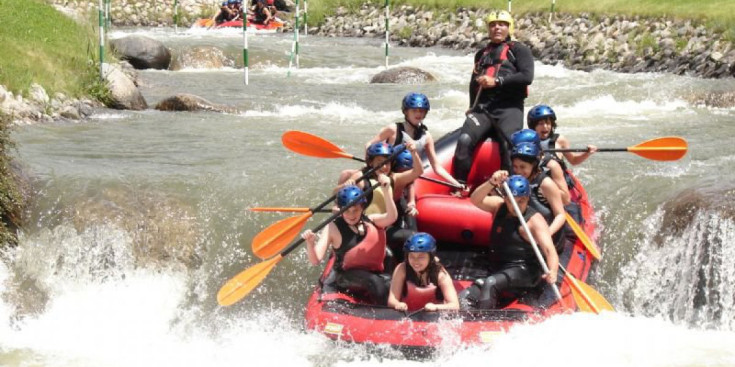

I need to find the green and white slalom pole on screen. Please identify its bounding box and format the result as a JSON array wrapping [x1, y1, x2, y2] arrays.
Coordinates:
[[384, 0, 389, 68], [508, 0, 512, 12], [288, 0, 300, 74], [104, 0, 111, 32], [549, 0, 556, 22], [243, 4, 249, 85], [303, 0, 308, 35], [98, 0, 105, 80], [173, 0, 180, 32]]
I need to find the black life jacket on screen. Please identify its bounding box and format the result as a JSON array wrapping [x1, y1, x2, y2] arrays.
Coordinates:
[[489, 205, 540, 264], [540, 133, 576, 190], [472, 41, 528, 105]]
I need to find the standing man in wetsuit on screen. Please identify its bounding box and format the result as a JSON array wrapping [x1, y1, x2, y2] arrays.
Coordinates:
[[452, 10, 534, 191]]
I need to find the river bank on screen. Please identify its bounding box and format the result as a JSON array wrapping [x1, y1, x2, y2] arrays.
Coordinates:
[[52, 0, 735, 79]]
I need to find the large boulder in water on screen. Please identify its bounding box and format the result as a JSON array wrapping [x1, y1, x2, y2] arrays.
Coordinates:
[[370, 66, 437, 84], [110, 35, 171, 70], [102, 63, 148, 110], [155, 93, 237, 113], [170, 46, 234, 71]]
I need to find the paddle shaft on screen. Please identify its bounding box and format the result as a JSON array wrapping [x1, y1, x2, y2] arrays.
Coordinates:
[[341, 150, 461, 189], [281, 181, 381, 257], [502, 182, 564, 302], [547, 148, 624, 153]]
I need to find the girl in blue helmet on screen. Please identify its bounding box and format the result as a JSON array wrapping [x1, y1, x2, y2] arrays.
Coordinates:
[[387, 232, 459, 312], [461, 171, 559, 310], [337, 141, 423, 218], [511, 128, 570, 205], [510, 142, 567, 239], [302, 175, 397, 305], [527, 104, 598, 167], [365, 92, 463, 190]]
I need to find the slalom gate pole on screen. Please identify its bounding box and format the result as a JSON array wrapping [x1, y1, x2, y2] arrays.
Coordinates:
[[384, 0, 389, 68], [243, 5, 249, 85], [98, 0, 105, 80], [303, 0, 308, 35], [173, 0, 180, 32]]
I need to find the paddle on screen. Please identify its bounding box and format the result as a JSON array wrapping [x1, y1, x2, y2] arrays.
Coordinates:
[[559, 264, 614, 314], [250, 207, 331, 213], [565, 212, 601, 260], [502, 182, 565, 304], [281, 130, 463, 190], [217, 181, 382, 306], [546, 136, 688, 162], [251, 143, 406, 259]]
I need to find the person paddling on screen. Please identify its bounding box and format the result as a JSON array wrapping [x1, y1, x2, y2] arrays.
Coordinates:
[[459, 173, 558, 309], [387, 232, 459, 312], [511, 128, 570, 204], [302, 176, 396, 305]]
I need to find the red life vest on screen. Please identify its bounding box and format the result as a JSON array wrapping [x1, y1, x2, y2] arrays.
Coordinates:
[[402, 281, 440, 312], [340, 220, 386, 273]]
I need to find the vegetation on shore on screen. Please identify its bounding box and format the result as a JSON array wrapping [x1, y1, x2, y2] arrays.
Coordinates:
[[0, 0, 109, 99], [306, 0, 735, 40], [0, 113, 24, 247]]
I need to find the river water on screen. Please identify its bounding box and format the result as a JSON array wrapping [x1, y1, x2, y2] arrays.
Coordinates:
[[2, 27, 735, 366]]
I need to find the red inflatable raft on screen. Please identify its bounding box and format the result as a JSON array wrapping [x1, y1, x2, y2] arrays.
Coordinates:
[[304, 130, 599, 354]]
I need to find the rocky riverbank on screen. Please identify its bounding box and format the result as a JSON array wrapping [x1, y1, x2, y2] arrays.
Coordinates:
[[52, 0, 735, 79]]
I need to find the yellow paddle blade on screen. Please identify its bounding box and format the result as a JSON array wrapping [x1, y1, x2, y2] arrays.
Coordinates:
[[282, 130, 356, 160], [628, 136, 688, 161], [564, 271, 615, 314], [565, 212, 601, 260], [217, 255, 283, 306], [252, 213, 311, 259]]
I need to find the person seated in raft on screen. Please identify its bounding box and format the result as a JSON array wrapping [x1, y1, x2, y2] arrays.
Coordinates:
[[336, 142, 423, 258], [365, 92, 463, 190], [212, 1, 237, 25], [528, 104, 598, 175], [387, 232, 459, 312], [511, 128, 570, 205], [459, 173, 558, 309], [336, 142, 423, 217], [302, 177, 397, 305], [251, 0, 273, 25], [510, 142, 566, 239]]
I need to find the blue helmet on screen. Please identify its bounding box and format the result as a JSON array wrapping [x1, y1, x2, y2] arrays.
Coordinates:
[[511, 129, 540, 146], [527, 104, 557, 129], [507, 175, 531, 197], [404, 232, 437, 253], [366, 142, 393, 160], [402, 93, 430, 111], [337, 185, 367, 208], [511, 142, 540, 160], [393, 148, 413, 172]]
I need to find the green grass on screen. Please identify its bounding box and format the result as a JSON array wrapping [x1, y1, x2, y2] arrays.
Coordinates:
[[305, 0, 735, 39], [0, 0, 108, 98]]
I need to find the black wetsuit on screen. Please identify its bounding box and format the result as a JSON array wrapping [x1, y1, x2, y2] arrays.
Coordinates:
[[459, 205, 543, 309], [453, 39, 534, 181]]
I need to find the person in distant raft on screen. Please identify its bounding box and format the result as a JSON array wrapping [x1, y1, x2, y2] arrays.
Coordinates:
[[387, 232, 459, 312], [251, 0, 273, 25], [302, 175, 397, 305], [451, 10, 534, 193]]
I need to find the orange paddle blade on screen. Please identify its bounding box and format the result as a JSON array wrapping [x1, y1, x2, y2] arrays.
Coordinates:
[[628, 136, 688, 161], [563, 271, 615, 314], [217, 255, 283, 306], [282, 130, 355, 160], [252, 213, 311, 259], [249, 207, 311, 213], [565, 212, 601, 260]]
